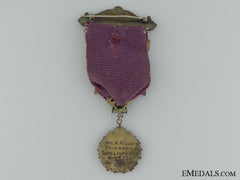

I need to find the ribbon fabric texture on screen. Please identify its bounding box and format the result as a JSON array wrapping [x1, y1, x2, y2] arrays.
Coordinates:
[[85, 22, 150, 106]]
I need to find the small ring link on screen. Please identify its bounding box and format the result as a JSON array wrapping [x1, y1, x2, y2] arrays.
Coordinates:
[[116, 113, 123, 127]]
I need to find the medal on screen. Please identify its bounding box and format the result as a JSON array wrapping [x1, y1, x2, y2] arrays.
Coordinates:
[[78, 6, 156, 173]]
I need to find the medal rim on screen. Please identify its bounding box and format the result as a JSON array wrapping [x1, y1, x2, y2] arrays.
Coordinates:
[[98, 126, 142, 173]]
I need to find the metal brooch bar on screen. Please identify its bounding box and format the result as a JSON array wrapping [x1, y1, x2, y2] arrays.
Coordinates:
[[82, 14, 148, 22], [78, 6, 157, 31]]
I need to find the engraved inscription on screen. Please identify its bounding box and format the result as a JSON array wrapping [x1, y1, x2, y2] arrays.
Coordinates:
[[98, 127, 142, 173]]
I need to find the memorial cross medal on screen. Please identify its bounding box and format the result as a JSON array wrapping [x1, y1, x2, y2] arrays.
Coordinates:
[[78, 6, 156, 173]]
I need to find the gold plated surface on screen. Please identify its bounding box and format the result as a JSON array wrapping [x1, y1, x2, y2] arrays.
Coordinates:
[[98, 127, 142, 173], [106, 98, 132, 113]]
